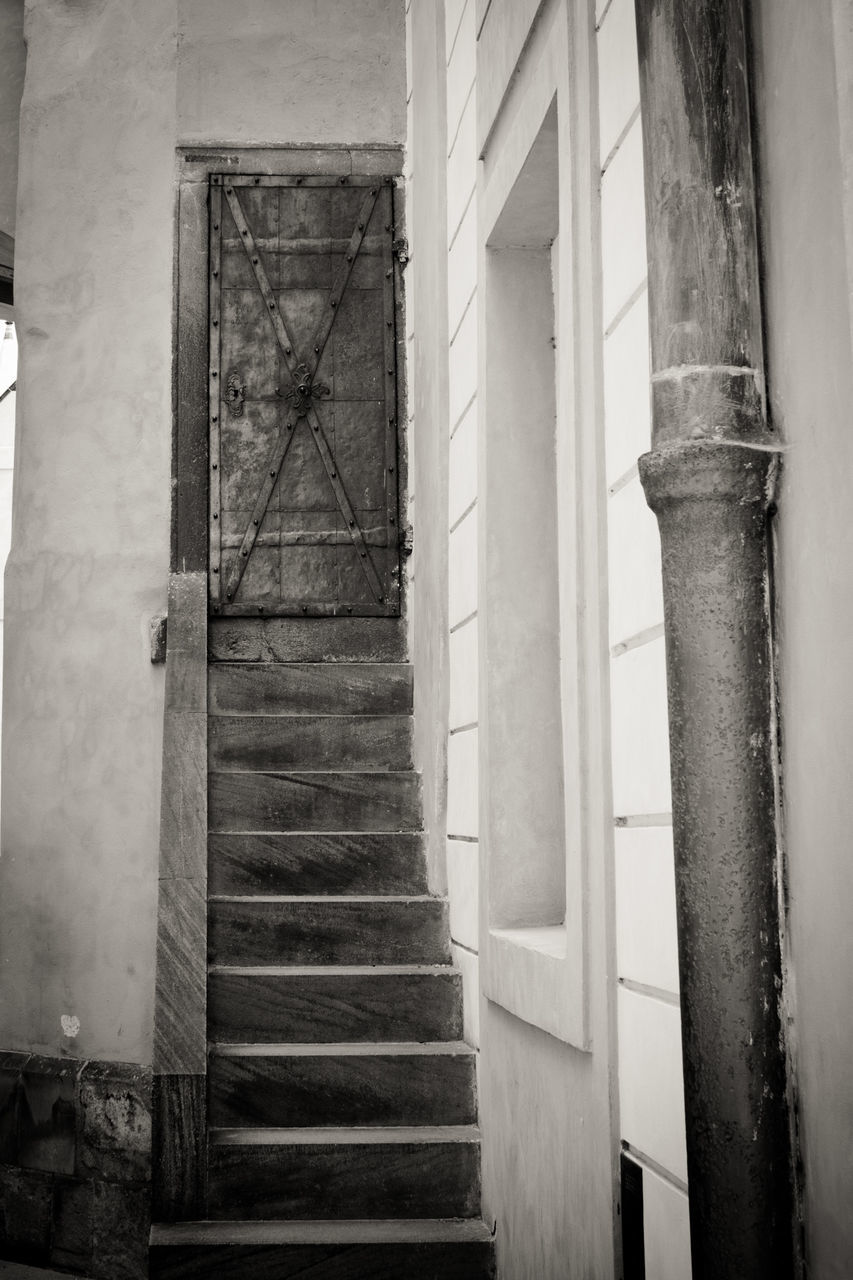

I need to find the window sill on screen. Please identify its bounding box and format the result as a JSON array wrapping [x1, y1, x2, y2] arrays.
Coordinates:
[[483, 921, 587, 1049]]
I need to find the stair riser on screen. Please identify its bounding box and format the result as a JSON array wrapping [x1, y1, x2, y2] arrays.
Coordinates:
[[150, 1241, 495, 1280], [208, 1054, 477, 1128], [207, 1141, 482, 1220], [208, 715, 414, 772], [208, 833, 428, 896], [209, 664, 413, 715], [207, 973, 463, 1044], [208, 900, 450, 966], [209, 772, 422, 833]]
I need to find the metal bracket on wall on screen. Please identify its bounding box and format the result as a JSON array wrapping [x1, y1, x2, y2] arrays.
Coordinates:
[[149, 612, 167, 663]]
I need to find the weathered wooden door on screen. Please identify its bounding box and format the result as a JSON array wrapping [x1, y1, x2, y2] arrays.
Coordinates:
[[208, 175, 402, 616]]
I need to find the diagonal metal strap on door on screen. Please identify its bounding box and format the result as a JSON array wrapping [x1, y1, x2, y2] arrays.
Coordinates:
[[219, 180, 381, 609]]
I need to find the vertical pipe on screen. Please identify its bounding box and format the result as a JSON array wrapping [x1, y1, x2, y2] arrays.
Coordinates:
[[631, 2, 794, 1275]]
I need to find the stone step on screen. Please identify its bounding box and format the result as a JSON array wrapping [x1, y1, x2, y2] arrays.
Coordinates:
[[206, 1127, 482, 1221], [209, 663, 413, 716], [208, 715, 414, 772], [207, 1043, 477, 1129], [207, 833, 428, 896], [208, 615, 408, 664], [207, 967, 463, 1044], [149, 1218, 495, 1280], [208, 897, 450, 966], [208, 771, 422, 833]]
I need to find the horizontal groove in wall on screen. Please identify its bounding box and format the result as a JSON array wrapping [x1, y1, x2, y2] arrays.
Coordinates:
[[621, 1141, 689, 1196], [449, 503, 476, 545], [449, 610, 477, 635], [449, 287, 477, 348], [449, 721, 478, 736], [614, 812, 673, 828], [451, 939, 480, 957], [447, 833, 478, 843], [450, 498, 477, 535], [618, 977, 680, 1008], [476, 0, 494, 39], [603, 278, 648, 340], [611, 621, 665, 658], [448, 78, 477, 161], [447, 0, 470, 67], [449, 180, 477, 245], [595, 0, 616, 31], [601, 104, 641, 177], [607, 461, 639, 496], [448, 80, 473, 162], [451, 392, 477, 440], [448, 186, 476, 254]]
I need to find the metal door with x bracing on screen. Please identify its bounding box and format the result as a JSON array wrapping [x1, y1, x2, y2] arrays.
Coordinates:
[[208, 175, 402, 616]]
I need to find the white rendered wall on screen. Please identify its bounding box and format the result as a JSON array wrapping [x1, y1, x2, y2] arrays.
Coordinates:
[[409, 1, 618, 1273], [444, 0, 481, 1048], [752, 0, 853, 1272], [596, 0, 690, 1270]]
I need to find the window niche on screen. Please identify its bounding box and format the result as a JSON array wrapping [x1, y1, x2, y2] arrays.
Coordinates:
[[481, 87, 590, 1048], [484, 100, 564, 933]]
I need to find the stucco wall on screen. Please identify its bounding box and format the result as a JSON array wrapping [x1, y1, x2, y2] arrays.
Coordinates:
[[0, 0, 25, 238], [1, 0, 177, 1065], [597, 0, 689, 1272], [752, 1, 853, 1275], [407, 0, 451, 896], [1, 0, 405, 1066], [177, 0, 405, 147], [407, 0, 620, 1272]]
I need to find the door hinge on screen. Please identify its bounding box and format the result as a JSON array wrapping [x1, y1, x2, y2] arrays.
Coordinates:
[[393, 237, 410, 269]]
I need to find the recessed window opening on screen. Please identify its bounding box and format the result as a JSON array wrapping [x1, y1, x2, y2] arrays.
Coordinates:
[[484, 99, 565, 930]]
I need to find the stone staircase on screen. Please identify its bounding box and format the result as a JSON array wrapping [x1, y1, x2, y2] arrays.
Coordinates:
[[149, 621, 495, 1278]]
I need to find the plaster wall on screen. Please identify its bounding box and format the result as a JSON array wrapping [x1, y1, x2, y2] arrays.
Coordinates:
[[1, 0, 406, 1066], [752, 2, 853, 1274], [176, 0, 405, 148], [407, 0, 618, 1271], [596, 0, 689, 1270], [0, 0, 25, 238], [407, 0, 692, 1269], [1, 0, 177, 1065], [407, 0, 451, 896]]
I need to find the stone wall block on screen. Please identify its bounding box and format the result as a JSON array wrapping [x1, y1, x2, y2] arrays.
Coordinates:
[[0, 1053, 29, 1164], [18, 1055, 77, 1176], [77, 1062, 152, 1184], [0, 1164, 52, 1261], [91, 1181, 150, 1280], [50, 1176, 94, 1272]]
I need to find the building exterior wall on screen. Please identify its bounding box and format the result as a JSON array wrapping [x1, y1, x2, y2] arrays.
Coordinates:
[[0, 0, 25, 241], [0, 3, 405, 1270], [2, 0, 178, 1067], [1, 0, 405, 1071], [753, 0, 853, 1274], [407, 0, 452, 895], [407, 0, 686, 1272], [596, 0, 689, 1271], [1, 0, 852, 1275]]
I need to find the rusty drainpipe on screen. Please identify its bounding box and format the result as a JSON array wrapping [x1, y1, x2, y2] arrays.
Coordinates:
[[631, 2, 794, 1276]]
